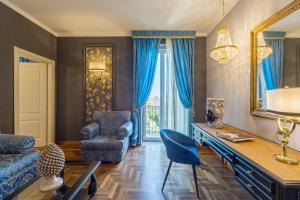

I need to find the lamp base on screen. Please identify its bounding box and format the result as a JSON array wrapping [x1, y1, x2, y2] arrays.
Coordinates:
[[39, 176, 64, 192], [273, 154, 299, 165]]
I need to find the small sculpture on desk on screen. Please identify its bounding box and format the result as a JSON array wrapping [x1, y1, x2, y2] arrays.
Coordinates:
[[37, 144, 65, 192], [206, 98, 224, 129]]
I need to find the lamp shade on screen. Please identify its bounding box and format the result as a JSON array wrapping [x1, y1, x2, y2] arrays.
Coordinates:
[[89, 61, 106, 71], [266, 88, 300, 115]]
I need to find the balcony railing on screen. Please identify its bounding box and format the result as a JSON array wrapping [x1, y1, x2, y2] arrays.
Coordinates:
[[145, 105, 160, 137]]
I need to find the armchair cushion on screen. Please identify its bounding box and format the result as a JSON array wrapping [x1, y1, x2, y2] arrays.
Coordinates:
[[81, 122, 100, 140], [0, 134, 35, 154], [81, 136, 124, 151], [93, 111, 131, 135], [117, 122, 133, 139]]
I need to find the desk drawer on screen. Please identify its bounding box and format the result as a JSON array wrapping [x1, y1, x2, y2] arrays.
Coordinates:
[[235, 156, 275, 196], [202, 135, 234, 163], [235, 168, 273, 200], [192, 127, 203, 145]]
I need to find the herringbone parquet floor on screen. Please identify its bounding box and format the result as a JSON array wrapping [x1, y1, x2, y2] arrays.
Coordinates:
[[92, 143, 254, 200]]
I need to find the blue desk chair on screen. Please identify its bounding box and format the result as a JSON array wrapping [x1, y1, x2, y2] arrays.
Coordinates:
[[160, 129, 201, 199]]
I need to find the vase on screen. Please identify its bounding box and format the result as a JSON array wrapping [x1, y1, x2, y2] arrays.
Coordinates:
[[206, 98, 224, 129]]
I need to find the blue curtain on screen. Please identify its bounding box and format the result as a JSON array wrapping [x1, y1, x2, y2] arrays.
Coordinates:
[[172, 38, 195, 135], [131, 38, 160, 145], [263, 31, 285, 88], [261, 59, 274, 90]]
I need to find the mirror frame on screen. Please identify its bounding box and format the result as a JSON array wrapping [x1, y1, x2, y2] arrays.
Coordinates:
[[250, 0, 300, 122]]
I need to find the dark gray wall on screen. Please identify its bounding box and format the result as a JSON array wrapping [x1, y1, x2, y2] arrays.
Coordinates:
[[0, 3, 57, 133], [57, 37, 206, 141], [57, 37, 133, 140], [194, 37, 207, 122], [283, 38, 300, 87]]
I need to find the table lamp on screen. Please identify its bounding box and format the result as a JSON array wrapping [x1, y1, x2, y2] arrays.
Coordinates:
[[266, 88, 300, 165]]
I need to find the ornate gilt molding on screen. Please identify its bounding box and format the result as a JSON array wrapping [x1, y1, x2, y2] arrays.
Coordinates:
[[250, 0, 300, 122]]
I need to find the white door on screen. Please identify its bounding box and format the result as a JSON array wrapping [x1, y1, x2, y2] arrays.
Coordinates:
[[15, 63, 47, 147]]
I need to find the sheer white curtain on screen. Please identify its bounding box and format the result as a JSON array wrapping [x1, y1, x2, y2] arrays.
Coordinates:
[[161, 39, 189, 134], [258, 63, 267, 109]]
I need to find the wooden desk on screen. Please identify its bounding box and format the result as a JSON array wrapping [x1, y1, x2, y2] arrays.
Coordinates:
[[192, 123, 300, 200]]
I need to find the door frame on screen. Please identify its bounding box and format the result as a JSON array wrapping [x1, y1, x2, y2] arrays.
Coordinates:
[[14, 47, 56, 145]]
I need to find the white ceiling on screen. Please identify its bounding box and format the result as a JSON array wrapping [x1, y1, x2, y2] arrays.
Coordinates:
[[266, 9, 300, 38], [2, 0, 239, 37]]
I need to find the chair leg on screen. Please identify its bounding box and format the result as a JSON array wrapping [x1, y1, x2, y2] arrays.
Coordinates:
[[192, 165, 200, 199], [162, 160, 172, 192]]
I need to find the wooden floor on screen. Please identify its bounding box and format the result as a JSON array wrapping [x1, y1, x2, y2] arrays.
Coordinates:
[[89, 142, 253, 200]]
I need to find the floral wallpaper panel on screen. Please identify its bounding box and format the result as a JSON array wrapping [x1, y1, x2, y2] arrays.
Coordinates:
[[85, 46, 113, 121]]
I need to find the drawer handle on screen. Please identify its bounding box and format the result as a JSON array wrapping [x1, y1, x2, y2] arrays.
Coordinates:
[[247, 170, 253, 174], [246, 184, 253, 188]]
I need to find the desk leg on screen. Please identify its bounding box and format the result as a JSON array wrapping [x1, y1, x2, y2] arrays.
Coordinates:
[[88, 174, 97, 198]]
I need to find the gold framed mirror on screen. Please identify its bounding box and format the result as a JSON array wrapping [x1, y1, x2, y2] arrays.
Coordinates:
[[250, 0, 300, 122]]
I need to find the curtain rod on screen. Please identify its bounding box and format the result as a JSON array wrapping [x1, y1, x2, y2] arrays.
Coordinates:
[[131, 36, 196, 39]]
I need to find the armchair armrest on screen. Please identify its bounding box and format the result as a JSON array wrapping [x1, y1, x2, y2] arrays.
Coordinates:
[[80, 122, 100, 140], [0, 134, 35, 154], [117, 122, 133, 139]]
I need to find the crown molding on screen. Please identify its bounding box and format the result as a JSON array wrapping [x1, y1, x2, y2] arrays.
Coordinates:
[[57, 31, 132, 37], [196, 32, 207, 37], [58, 31, 207, 37], [0, 0, 57, 36]]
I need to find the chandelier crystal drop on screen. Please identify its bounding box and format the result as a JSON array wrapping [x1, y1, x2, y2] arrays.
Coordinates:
[[210, 0, 239, 64], [257, 32, 273, 61], [210, 27, 238, 64]]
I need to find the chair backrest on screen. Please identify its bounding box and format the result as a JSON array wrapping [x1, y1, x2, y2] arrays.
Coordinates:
[[160, 129, 200, 165], [93, 111, 131, 135], [160, 129, 179, 161]]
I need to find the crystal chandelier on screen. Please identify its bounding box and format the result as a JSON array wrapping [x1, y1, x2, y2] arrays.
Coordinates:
[[210, 0, 238, 64], [257, 32, 272, 61]]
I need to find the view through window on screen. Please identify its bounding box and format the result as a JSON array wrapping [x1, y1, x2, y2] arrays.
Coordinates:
[[144, 51, 162, 139]]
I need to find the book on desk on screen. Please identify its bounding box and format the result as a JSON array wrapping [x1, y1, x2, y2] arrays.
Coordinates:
[[216, 132, 254, 142]]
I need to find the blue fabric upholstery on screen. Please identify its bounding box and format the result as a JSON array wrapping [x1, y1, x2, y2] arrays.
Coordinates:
[[160, 129, 200, 198], [118, 122, 133, 139], [81, 111, 133, 163], [0, 134, 35, 154], [132, 31, 196, 37], [80, 122, 100, 140], [93, 111, 131, 135], [0, 135, 39, 200], [160, 129, 200, 165]]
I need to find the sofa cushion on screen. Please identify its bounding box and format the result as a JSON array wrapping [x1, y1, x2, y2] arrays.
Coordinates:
[[81, 136, 124, 151], [93, 111, 131, 135], [0, 134, 35, 154], [0, 151, 40, 181]]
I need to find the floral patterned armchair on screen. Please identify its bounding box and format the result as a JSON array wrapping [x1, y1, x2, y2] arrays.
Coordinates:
[[80, 111, 133, 163]]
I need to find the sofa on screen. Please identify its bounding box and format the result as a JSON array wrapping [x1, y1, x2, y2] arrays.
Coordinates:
[[80, 111, 133, 163], [0, 134, 39, 200]]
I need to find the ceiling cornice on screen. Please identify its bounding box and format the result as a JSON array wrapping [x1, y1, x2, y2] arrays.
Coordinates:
[[1, 0, 58, 36], [57, 32, 132, 37], [58, 32, 207, 37]]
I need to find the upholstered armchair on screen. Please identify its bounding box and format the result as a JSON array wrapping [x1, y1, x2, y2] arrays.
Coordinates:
[[80, 111, 133, 163]]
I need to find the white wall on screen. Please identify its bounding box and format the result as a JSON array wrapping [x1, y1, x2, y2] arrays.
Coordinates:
[[206, 0, 300, 151]]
